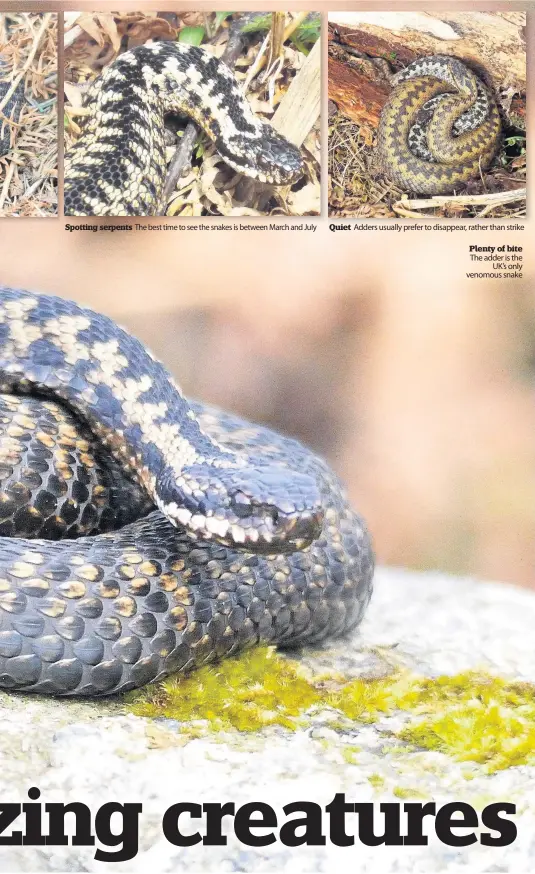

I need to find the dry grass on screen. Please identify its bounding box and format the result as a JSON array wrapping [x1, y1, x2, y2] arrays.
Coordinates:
[[0, 12, 58, 217], [328, 111, 394, 219], [329, 108, 526, 220], [64, 10, 320, 217]]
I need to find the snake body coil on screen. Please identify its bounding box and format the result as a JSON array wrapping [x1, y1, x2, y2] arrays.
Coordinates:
[[377, 55, 501, 194], [0, 288, 374, 696], [64, 42, 304, 216]]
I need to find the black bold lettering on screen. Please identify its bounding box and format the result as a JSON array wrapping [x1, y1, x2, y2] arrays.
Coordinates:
[[480, 803, 517, 847], [46, 802, 94, 846], [404, 802, 436, 845], [23, 786, 45, 845], [162, 803, 202, 847], [234, 802, 277, 847], [325, 793, 354, 846], [280, 802, 325, 846], [0, 804, 22, 845], [203, 802, 235, 846], [355, 803, 403, 846], [94, 802, 141, 862], [435, 802, 478, 847]]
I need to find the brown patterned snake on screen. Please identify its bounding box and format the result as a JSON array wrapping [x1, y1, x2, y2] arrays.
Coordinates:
[[377, 55, 501, 194]]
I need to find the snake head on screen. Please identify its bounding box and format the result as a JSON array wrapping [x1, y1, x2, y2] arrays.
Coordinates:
[[156, 463, 324, 554], [254, 127, 305, 185]]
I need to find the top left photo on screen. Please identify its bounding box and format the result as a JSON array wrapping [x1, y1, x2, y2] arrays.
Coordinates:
[[0, 12, 58, 217]]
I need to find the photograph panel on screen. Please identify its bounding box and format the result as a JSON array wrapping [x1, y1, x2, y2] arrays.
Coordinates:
[[64, 10, 321, 217], [328, 10, 526, 218], [0, 12, 58, 217]]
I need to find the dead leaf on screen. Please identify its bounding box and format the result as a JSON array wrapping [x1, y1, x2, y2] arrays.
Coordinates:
[[225, 206, 264, 216], [95, 13, 121, 52], [286, 179, 321, 215], [63, 81, 85, 109], [75, 13, 108, 47]]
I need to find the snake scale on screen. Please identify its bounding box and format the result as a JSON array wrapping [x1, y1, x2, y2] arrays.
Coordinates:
[[64, 41, 305, 216], [377, 55, 502, 194], [0, 288, 374, 696]]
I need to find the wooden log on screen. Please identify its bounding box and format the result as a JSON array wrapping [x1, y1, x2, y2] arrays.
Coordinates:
[[328, 11, 526, 95], [272, 36, 321, 147], [328, 57, 388, 128]]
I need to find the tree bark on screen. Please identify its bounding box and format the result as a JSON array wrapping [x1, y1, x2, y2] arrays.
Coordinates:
[[328, 11, 526, 128]]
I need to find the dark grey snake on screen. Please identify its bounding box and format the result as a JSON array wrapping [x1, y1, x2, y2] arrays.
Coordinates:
[[0, 288, 374, 696]]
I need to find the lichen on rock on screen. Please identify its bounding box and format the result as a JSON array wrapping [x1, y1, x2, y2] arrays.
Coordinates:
[[127, 645, 535, 774]]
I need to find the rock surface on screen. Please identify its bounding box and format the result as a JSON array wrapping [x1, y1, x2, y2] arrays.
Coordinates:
[[1, 566, 534, 872]]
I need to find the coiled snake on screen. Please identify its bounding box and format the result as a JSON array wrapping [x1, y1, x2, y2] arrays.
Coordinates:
[[0, 288, 374, 696], [377, 55, 501, 194], [64, 41, 305, 216]]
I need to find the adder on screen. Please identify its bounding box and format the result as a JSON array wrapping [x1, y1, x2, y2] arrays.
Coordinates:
[[377, 55, 502, 195], [0, 288, 374, 696], [64, 41, 305, 216]]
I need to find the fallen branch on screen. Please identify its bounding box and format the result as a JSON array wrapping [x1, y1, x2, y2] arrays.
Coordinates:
[[393, 187, 526, 217]]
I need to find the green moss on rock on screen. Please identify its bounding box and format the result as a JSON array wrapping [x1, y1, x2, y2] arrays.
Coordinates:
[[126, 647, 535, 773], [367, 773, 386, 790], [128, 646, 322, 732], [341, 745, 361, 764], [397, 673, 535, 773], [393, 786, 428, 800]]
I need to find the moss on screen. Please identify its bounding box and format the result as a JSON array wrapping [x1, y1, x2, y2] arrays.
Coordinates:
[[393, 786, 427, 800], [126, 647, 535, 773], [327, 672, 416, 722], [397, 674, 535, 773], [368, 773, 386, 790], [341, 745, 361, 764], [127, 646, 322, 733]]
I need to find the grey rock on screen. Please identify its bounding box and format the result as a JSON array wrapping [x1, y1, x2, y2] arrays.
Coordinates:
[[0, 567, 534, 872]]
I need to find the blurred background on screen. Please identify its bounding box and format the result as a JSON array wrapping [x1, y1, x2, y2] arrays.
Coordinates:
[[0, 222, 533, 589]]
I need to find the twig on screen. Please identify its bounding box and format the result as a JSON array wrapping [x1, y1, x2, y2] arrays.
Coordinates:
[[244, 11, 309, 86], [242, 31, 270, 94], [477, 189, 526, 216], [0, 158, 15, 207], [63, 24, 84, 50]]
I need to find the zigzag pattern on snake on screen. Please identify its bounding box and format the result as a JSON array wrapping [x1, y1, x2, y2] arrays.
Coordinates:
[[0, 288, 374, 696], [377, 55, 502, 195], [64, 41, 305, 216]]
